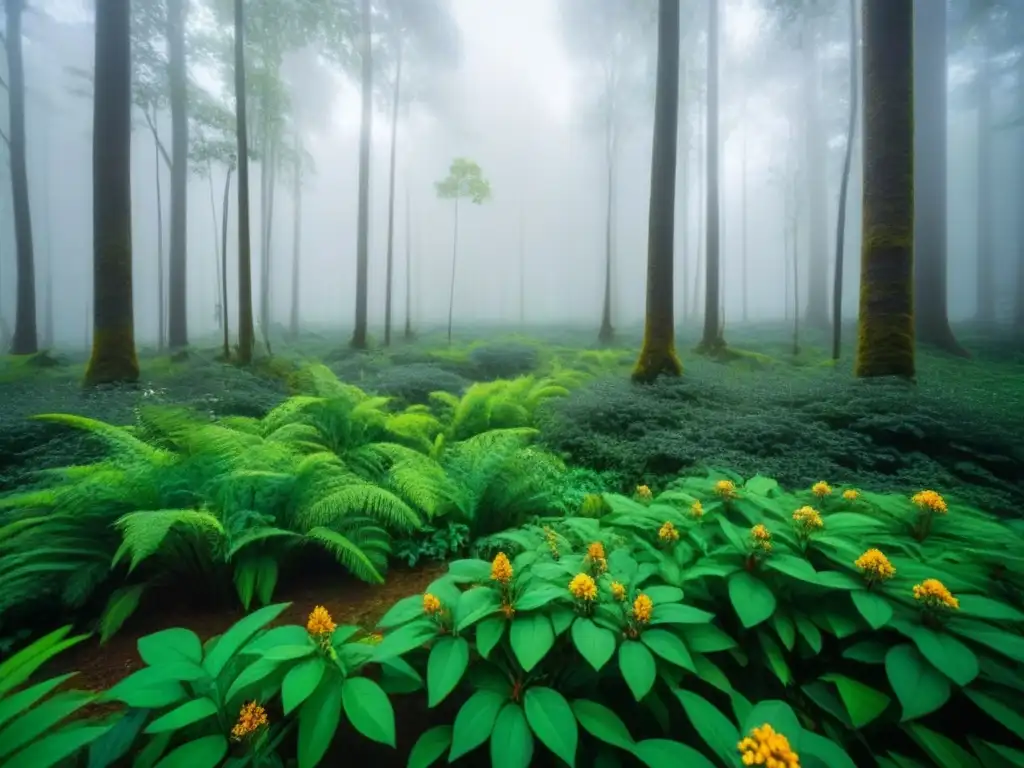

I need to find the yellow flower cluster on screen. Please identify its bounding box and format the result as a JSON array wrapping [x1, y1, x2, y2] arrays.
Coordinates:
[[231, 701, 268, 741], [491, 552, 513, 584], [636, 484, 653, 502], [543, 526, 560, 559], [811, 481, 832, 499], [854, 549, 895, 583], [737, 723, 800, 768], [751, 524, 772, 553], [610, 581, 626, 602], [842, 489, 859, 502], [586, 542, 608, 573], [569, 573, 598, 602], [913, 578, 959, 611], [306, 605, 336, 637], [632, 593, 653, 624], [658, 521, 680, 542], [912, 490, 948, 515], [792, 506, 824, 531], [690, 500, 704, 519], [423, 593, 442, 615], [715, 479, 737, 499]]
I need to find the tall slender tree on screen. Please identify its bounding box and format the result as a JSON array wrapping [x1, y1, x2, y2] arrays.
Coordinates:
[[234, 0, 255, 365], [855, 0, 915, 379], [86, 0, 139, 386], [633, 0, 682, 382], [351, 0, 373, 350], [697, 0, 724, 354], [166, 0, 189, 349], [383, 28, 403, 346]]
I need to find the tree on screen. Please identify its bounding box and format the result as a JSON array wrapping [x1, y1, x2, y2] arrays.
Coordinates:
[[696, 0, 723, 356], [234, 0, 255, 365], [914, 0, 968, 355], [632, 0, 681, 382], [86, 0, 139, 386], [854, 0, 914, 379], [5, 0, 37, 354], [166, 0, 189, 349], [435, 158, 491, 346], [383, 30, 401, 348], [351, 0, 373, 350]]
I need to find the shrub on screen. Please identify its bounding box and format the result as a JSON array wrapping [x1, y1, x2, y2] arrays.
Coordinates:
[[368, 363, 469, 406], [467, 342, 540, 379]]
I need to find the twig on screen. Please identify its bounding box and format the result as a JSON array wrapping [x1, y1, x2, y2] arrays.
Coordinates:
[[143, 108, 173, 168]]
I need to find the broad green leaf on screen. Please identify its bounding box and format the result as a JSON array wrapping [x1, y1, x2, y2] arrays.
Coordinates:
[[771, 613, 796, 651], [454, 587, 502, 631], [843, 641, 889, 665], [885, 644, 951, 721], [449, 690, 505, 762], [758, 630, 791, 686], [103, 668, 187, 709], [476, 617, 506, 659], [766, 555, 820, 584], [964, 688, 1024, 741], [904, 723, 981, 768], [572, 699, 635, 750], [377, 595, 426, 629], [800, 729, 857, 768], [728, 572, 776, 628], [282, 658, 325, 716], [510, 613, 555, 672], [427, 637, 469, 707], [514, 584, 567, 612], [490, 704, 534, 768], [642, 629, 695, 672], [298, 679, 343, 768], [643, 586, 684, 604], [5, 724, 110, 768], [820, 674, 890, 728], [901, 624, 979, 687], [523, 687, 577, 767], [742, 700, 803, 753], [632, 738, 716, 768], [648, 603, 715, 626], [262, 644, 316, 662], [225, 657, 280, 702], [0, 690, 94, 759], [341, 677, 396, 747], [152, 735, 228, 768], [693, 653, 734, 693], [0, 674, 76, 733], [681, 624, 737, 653], [373, 619, 439, 661], [619, 641, 657, 701], [674, 688, 740, 765], [948, 619, 1024, 663], [144, 698, 218, 734], [138, 629, 203, 668], [571, 618, 617, 671], [446, 558, 493, 583], [851, 590, 893, 629], [0, 628, 85, 698], [957, 595, 1024, 623], [203, 603, 290, 678], [407, 725, 452, 768]]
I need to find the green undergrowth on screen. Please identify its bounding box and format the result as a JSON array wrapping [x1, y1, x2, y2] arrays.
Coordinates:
[[4, 471, 1023, 767]]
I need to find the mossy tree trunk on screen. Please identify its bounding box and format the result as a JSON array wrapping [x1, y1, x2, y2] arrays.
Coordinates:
[[234, 0, 256, 365], [698, 0, 724, 355], [802, 14, 830, 330], [975, 15, 995, 324], [167, 0, 189, 350], [351, 0, 373, 350], [599, 71, 617, 346], [384, 34, 403, 347], [86, 0, 139, 386], [632, 0, 682, 383], [220, 164, 233, 359], [854, 0, 915, 380], [404, 185, 413, 340]]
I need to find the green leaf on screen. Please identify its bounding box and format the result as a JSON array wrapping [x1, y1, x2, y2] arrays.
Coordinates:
[[407, 725, 452, 768], [674, 688, 740, 765], [523, 687, 577, 767], [225, 657, 280, 702], [490, 704, 534, 768], [514, 584, 567, 612], [794, 614, 822, 654], [843, 641, 889, 664], [377, 595, 426, 629], [571, 618, 617, 671], [373, 619, 439, 661], [144, 698, 218, 734], [0, 689, 93, 759], [964, 688, 1024, 741], [242, 625, 309, 655], [103, 668, 187, 709], [510, 613, 555, 672], [619, 640, 657, 701], [885, 644, 951, 721], [948, 619, 1024, 663], [681, 624, 737, 653], [800, 729, 857, 768], [642, 629, 694, 672], [742, 700, 802, 753], [6, 725, 110, 768], [957, 595, 1024, 622], [728, 572, 776, 628], [474, 616, 506, 659], [454, 587, 502, 631], [973, 740, 1024, 767], [203, 603, 290, 679], [298, 679, 343, 768], [766, 555, 820, 584], [758, 630, 791, 686], [851, 590, 893, 629], [427, 637, 469, 707], [820, 674, 890, 728], [0, 628, 87, 699], [0, 674, 77, 733], [904, 723, 982, 768], [902, 624, 979, 687], [262, 644, 316, 662], [99, 585, 146, 644], [282, 658, 325, 715], [342, 677, 396, 747], [152, 735, 228, 768], [648, 603, 715, 626], [446, 558, 493, 583], [692, 653, 734, 693], [137, 628, 203, 667], [632, 738, 717, 768], [643, 586, 684, 603], [771, 613, 796, 651], [449, 690, 505, 762], [572, 699, 635, 751]]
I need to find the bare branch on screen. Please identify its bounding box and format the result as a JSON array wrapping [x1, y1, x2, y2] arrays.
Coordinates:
[[0, 128, 10, 147], [143, 107, 173, 169]]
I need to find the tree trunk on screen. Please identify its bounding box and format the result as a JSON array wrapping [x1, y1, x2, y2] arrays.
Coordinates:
[[6, 0, 37, 355], [691, 86, 705, 320], [351, 0, 373, 350], [404, 185, 413, 339], [831, 0, 860, 360], [262, 141, 276, 355], [855, 0, 915, 379], [41, 122, 54, 349], [632, 0, 682, 382], [802, 16, 830, 330], [85, 0, 138, 385], [599, 96, 616, 344], [914, 0, 968, 355], [698, 0, 724, 354], [974, 25, 995, 323], [221, 165, 233, 359], [153, 123, 166, 350], [680, 60, 690, 324], [167, 0, 189, 350], [446, 199, 459, 346], [234, 0, 255, 365], [384, 35, 403, 347], [740, 85, 749, 324], [518, 202, 525, 325], [289, 138, 302, 339], [208, 166, 222, 329]]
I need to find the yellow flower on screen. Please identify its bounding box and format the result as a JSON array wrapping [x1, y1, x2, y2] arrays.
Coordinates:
[[543, 527, 560, 559], [750, 523, 772, 553], [854, 549, 895, 583], [501, 600, 516, 619], [632, 593, 653, 624], [306, 605, 336, 637], [423, 593, 442, 615], [690, 500, 704, 519], [658, 521, 680, 542], [587, 542, 606, 560], [912, 490, 948, 515], [715, 479, 737, 499], [792, 506, 824, 531], [842, 489, 859, 502], [913, 578, 959, 611], [610, 581, 626, 602], [812, 481, 832, 499], [569, 573, 598, 601], [636, 484, 653, 501], [737, 723, 800, 768], [491, 552, 513, 584], [231, 701, 268, 741]]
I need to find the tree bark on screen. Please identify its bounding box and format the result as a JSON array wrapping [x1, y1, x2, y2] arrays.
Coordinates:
[[975, 22, 995, 323], [598, 78, 616, 345], [167, 0, 189, 350], [633, 0, 682, 382], [697, 0, 724, 354], [404, 185, 413, 339], [6, 0, 37, 355], [221, 164, 233, 359], [802, 15, 830, 330], [85, 0, 138, 386], [351, 0, 373, 349], [289, 135, 302, 339], [384, 35, 403, 346], [152, 120, 166, 350], [234, 0, 255, 365], [446, 198, 459, 346], [262, 140, 276, 355], [855, 0, 915, 379], [208, 167, 222, 329]]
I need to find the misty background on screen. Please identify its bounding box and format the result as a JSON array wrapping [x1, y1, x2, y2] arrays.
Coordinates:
[[0, 0, 1016, 350]]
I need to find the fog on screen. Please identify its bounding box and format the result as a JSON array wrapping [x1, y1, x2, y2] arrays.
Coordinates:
[[0, 0, 1020, 350]]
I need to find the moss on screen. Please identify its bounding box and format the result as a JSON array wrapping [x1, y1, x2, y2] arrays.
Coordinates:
[[84, 326, 140, 386], [632, 318, 682, 383]]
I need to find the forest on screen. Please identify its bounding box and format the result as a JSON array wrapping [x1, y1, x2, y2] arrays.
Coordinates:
[[0, 0, 1022, 766]]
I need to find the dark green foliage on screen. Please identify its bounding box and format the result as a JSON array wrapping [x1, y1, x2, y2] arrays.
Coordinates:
[[392, 522, 470, 567], [466, 342, 539, 379], [368, 363, 469, 406]]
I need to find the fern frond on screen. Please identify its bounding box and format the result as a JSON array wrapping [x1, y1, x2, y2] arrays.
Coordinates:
[[297, 484, 421, 533], [304, 526, 384, 583], [113, 509, 226, 572]]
